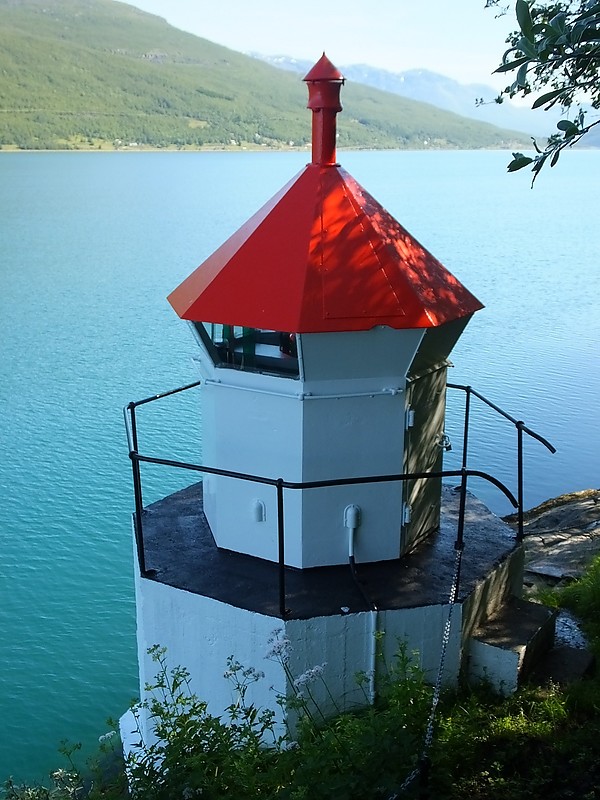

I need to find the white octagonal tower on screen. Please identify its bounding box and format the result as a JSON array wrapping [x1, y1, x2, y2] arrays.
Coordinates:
[[167, 55, 483, 570]]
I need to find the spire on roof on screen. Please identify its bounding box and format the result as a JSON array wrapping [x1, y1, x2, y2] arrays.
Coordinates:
[[303, 53, 345, 166]]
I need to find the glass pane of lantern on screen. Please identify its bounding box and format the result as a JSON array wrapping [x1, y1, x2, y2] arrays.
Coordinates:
[[191, 323, 300, 377]]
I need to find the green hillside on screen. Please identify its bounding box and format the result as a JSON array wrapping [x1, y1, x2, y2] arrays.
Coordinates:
[[0, 0, 530, 150]]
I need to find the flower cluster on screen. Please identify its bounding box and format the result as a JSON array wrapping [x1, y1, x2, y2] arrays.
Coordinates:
[[265, 628, 291, 663], [223, 654, 265, 682], [293, 663, 327, 690]]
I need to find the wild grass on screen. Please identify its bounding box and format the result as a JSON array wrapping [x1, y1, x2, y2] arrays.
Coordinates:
[[558, 555, 600, 648]]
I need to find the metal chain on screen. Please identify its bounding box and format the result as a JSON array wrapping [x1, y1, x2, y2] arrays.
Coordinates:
[[391, 765, 421, 797], [387, 544, 464, 798]]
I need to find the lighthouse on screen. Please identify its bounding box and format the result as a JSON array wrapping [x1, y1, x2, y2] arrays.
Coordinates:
[[122, 56, 544, 748]]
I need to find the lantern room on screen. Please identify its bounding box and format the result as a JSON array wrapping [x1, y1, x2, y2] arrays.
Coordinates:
[[167, 54, 483, 569]]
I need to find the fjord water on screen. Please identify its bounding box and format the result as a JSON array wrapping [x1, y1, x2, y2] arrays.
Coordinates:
[[1, 150, 598, 782]]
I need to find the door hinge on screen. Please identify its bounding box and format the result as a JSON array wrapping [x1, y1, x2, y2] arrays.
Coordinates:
[[402, 503, 412, 525]]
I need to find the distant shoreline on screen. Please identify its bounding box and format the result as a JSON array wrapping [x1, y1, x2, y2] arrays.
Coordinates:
[[0, 144, 535, 154], [0, 143, 306, 154]]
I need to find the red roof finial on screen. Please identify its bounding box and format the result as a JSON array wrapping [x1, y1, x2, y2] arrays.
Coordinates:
[[303, 53, 344, 166]]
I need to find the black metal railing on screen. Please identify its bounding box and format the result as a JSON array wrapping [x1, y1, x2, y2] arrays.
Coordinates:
[[447, 384, 556, 540], [123, 378, 555, 617]]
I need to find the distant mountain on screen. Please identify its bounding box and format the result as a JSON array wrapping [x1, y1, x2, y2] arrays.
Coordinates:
[[0, 0, 530, 151], [254, 55, 565, 139]]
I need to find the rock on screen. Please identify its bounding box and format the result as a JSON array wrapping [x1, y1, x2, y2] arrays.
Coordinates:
[[504, 489, 600, 683], [532, 646, 595, 685], [503, 489, 600, 587]]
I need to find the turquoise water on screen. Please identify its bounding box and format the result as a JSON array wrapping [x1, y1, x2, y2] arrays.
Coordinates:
[[1, 150, 598, 783]]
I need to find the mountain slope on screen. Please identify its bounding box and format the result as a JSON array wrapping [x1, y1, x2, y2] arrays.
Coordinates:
[[0, 0, 530, 150], [256, 55, 564, 138], [340, 65, 564, 137]]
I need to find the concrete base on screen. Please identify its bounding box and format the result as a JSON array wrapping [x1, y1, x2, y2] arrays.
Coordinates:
[[467, 597, 557, 694], [122, 483, 534, 752], [123, 576, 463, 751], [119, 709, 139, 759]]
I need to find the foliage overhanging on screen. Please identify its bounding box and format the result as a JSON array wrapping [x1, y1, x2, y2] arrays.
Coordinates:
[[487, 0, 600, 181]]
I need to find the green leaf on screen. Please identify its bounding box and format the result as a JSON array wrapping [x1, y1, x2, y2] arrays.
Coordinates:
[[556, 119, 580, 136], [532, 88, 565, 108], [507, 153, 534, 172], [495, 55, 529, 73], [516, 63, 529, 88], [516, 35, 539, 59], [531, 22, 553, 36], [570, 21, 589, 45], [550, 150, 561, 167], [516, 0, 534, 38], [549, 12, 567, 34]]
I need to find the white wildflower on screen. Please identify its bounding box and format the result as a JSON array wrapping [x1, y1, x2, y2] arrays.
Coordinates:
[[51, 769, 69, 781], [242, 666, 265, 680], [98, 730, 117, 744], [293, 662, 327, 689], [265, 629, 291, 662]]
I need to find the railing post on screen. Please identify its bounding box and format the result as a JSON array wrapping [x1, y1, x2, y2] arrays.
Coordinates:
[[130, 451, 148, 576], [461, 386, 471, 472], [516, 421, 525, 542], [276, 479, 287, 618], [453, 469, 468, 600], [128, 403, 148, 576], [456, 469, 468, 552], [129, 402, 140, 452]]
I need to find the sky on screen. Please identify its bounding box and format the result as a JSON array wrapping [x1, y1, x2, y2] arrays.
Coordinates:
[[123, 0, 517, 90]]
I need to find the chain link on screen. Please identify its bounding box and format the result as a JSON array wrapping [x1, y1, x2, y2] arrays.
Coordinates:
[[388, 765, 421, 798], [387, 544, 464, 798]]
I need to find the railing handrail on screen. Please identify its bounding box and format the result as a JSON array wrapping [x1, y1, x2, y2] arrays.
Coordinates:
[[125, 379, 556, 454], [128, 380, 202, 410], [447, 382, 556, 541], [128, 450, 518, 507], [447, 383, 556, 453]]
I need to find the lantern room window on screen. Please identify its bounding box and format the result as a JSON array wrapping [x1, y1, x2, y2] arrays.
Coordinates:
[[191, 322, 299, 377]]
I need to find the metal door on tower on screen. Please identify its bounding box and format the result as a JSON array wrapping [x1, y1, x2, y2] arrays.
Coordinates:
[[401, 365, 448, 555]]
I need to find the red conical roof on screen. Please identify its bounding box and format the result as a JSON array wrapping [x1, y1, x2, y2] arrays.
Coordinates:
[[168, 164, 482, 332], [167, 55, 483, 333]]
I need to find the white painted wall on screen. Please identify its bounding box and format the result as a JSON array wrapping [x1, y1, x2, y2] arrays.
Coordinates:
[[300, 328, 425, 390], [468, 639, 520, 695], [300, 482, 404, 566], [131, 574, 289, 747], [379, 605, 463, 686], [128, 563, 464, 751], [191, 327, 426, 568], [285, 613, 375, 725]]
